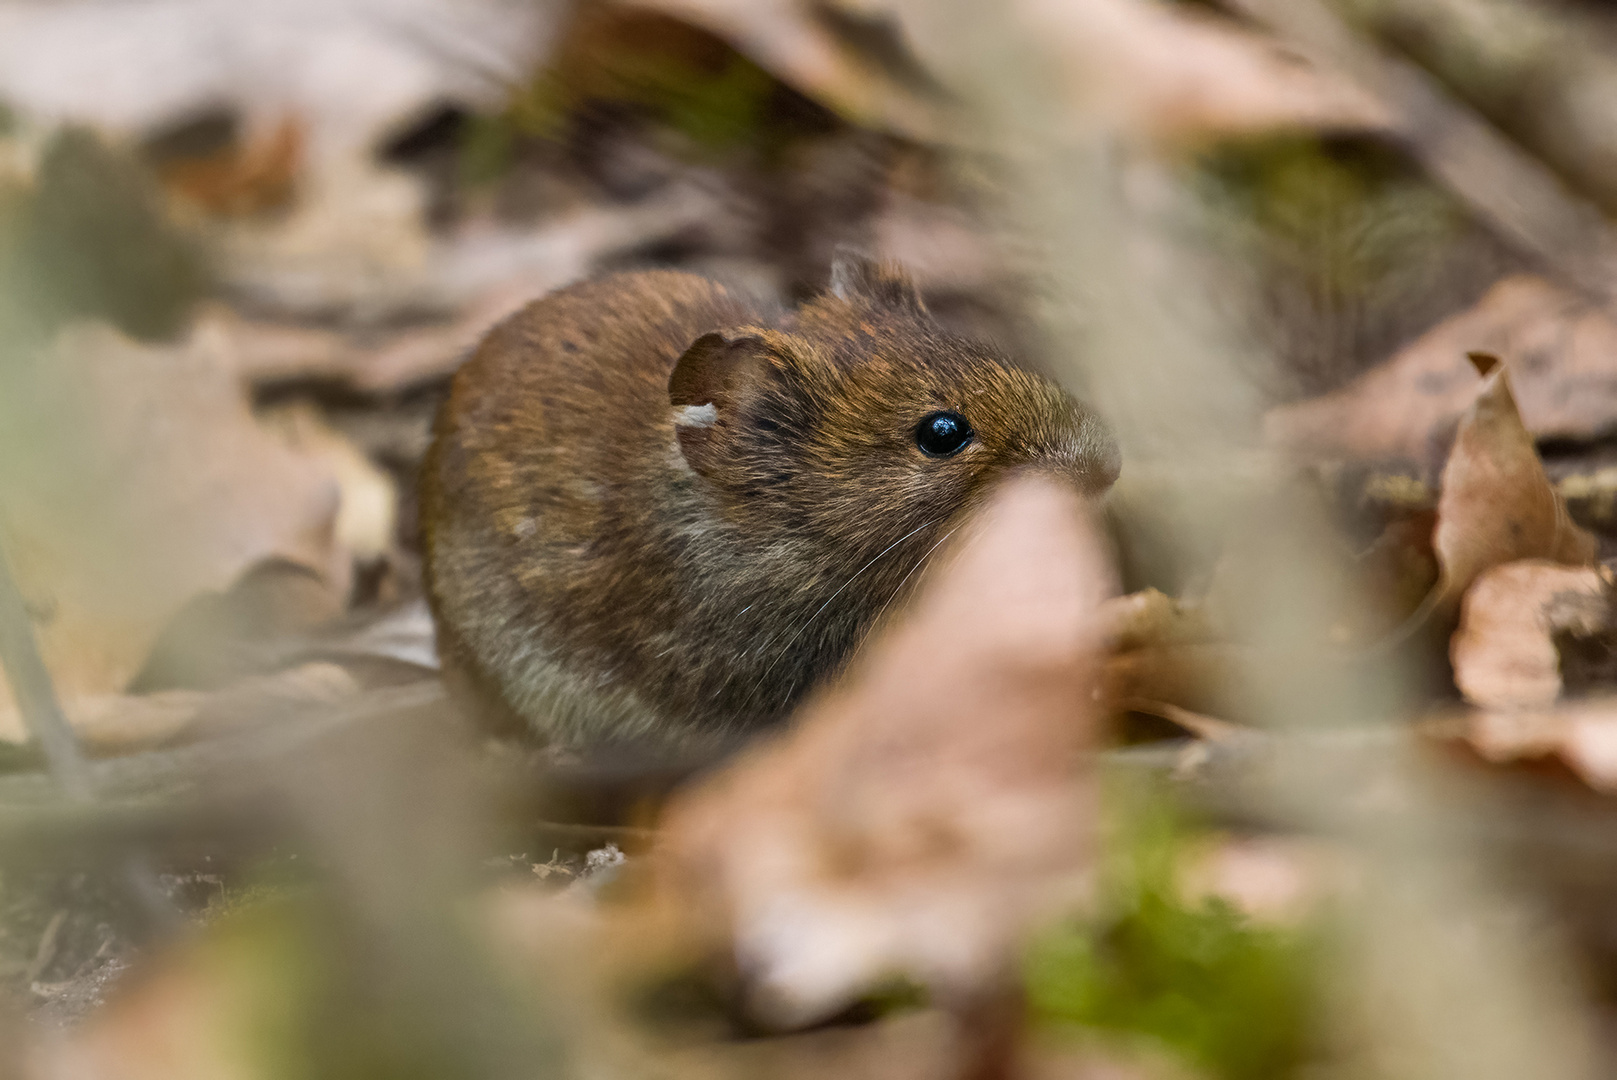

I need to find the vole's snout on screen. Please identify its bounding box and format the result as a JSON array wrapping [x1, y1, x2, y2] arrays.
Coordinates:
[[1038, 417, 1120, 497]]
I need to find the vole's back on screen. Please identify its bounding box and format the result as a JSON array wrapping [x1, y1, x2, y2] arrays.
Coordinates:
[[421, 271, 770, 744]]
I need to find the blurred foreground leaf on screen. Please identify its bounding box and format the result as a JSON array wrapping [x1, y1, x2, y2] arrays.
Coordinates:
[[9, 127, 207, 341]]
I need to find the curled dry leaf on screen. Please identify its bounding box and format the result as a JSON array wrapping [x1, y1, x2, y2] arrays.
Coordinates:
[[1458, 698, 1617, 795], [1432, 353, 1596, 612], [1451, 561, 1610, 711], [0, 322, 349, 743], [652, 475, 1116, 1029], [1267, 276, 1617, 473]]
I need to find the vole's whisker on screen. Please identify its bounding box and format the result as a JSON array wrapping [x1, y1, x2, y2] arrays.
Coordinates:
[[742, 516, 939, 711], [860, 523, 961, 651]]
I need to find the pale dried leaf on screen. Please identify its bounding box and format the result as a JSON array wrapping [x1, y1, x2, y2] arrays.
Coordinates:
[[205, 276, 545, 395], [625, 0, 946, 138], [226, 186, 723, 324], [0, 0, 551, 162], [997, 0, 1389, 140], [1460, 698, 1617, 793], [1451, 561, 1609, 711], [261, 405, 397, 562], [0, 322, 347, 743]]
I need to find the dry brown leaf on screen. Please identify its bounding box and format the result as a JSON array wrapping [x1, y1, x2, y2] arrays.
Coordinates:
[[0, 322, 349, 744], [1267, 276, 1617, 472], [652, 475, 1116, 1029], [1095, 592, 1254, 731], [1451, 561, 1609, 711], [1457, 698, 1617, 794], [1431, 354, 1597, 611], [992, 0, 1388, 140], [1352, 509, 1441, 638]]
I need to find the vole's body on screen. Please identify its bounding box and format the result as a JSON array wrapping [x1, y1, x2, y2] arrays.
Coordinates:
[[422, 260, 1118, 749]]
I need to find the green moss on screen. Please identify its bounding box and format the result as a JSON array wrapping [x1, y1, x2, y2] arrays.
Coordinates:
[[1026, 800, 1320, 1080]]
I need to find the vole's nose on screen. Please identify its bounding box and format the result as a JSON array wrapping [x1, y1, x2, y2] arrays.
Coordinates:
[[1013, 446, 1119, 499], [1067, 412, 1120, 496]]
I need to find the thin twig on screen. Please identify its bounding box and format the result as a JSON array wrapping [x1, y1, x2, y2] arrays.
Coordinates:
[[0, 530, 181, 927], [0, 539, 92, 801]]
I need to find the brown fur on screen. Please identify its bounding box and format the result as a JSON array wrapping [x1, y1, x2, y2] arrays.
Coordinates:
[[420, 257, 1119, 749]]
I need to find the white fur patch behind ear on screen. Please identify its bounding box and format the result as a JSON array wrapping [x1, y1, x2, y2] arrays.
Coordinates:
[[674, 403, 719, 428]]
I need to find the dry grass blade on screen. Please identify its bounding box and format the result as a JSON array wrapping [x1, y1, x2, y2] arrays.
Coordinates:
[[0, 542, 91, 799]]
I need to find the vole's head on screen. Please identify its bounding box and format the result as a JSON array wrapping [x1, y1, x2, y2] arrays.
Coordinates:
[[669, 254, 1118, 559]]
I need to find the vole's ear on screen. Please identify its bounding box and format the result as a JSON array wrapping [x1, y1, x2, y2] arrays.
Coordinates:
[[828, 248, 925, 313], [669, 332, 769, 408], [670, 332, 769, 476]]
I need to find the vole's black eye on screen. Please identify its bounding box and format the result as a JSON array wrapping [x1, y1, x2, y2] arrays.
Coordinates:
[[915, 411, 974, 457]]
